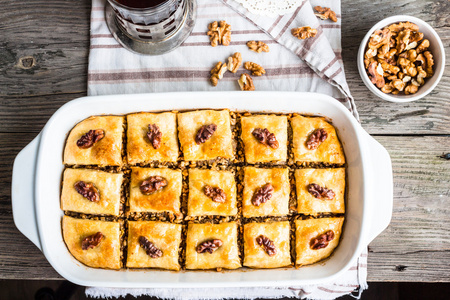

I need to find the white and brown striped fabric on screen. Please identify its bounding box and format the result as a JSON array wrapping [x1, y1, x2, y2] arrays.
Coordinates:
[[87, 0, 367, 298]]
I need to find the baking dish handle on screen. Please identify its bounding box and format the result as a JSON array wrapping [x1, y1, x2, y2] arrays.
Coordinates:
[[12, 134, 42, 251], [363, 132, 393, 245]]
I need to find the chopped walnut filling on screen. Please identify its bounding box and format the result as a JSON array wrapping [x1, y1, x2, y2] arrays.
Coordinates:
[[244, 61, 266, 76], [195, 124, 217, 144], [147, 124, 162, 149], [252, 128, 279, 149], [238, 73, 255, 91], [305, 128, 328, 150], [314, 6, 337, 22], [207, 21, 231, 47], [81, 232, 104, 250], [139, 236, 163, 258], [76, 129, 104, 149], [247, 41, 270, 53], [227, 52, 242, 73], [291, 26, 317, 40], [140, 176, 168, 195], [307, 183, 335, 200], [74, 181, 100, 202], [204, 185, 226, 203], [310, 230, 335, 250], [196, 239, 223, 254], [210, 62, 228, 86], [252, 183, 274, 206], [256, 235, 277, 256]]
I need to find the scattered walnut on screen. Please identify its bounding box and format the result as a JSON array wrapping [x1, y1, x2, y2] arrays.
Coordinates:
[[227, 52, 242, 73], [140, 176, 168, 195], [291, 26, 317, 40], [247, 40, 270, 53], [307, 183, 335, 200], [310, 230, 335, 250], [147, 124, 162, 149], [256, 235, 277, 256], [74, 181, 100, 202], [207, 21, 231, 47], [306, 128, 328, 150], [76, 129, 105, 149], [314, 6, 337, 22], [195, 124, 217, 144], [139, 236, 163, 258], [81, 232, 104, 250], [244, 61, 266, 76], [252, 128, 279, 149], [197, 239, 223, 254], [252, 183, 274, 206], [238, 73, 255, 91], [210, 62, 227, 86], [204, 185, 226, 203]]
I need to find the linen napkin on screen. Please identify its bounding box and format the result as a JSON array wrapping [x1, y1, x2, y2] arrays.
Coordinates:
[[86, 0, 367, 298]]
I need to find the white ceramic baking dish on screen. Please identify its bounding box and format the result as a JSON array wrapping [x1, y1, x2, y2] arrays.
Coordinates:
[[12, 92, 393, 288]]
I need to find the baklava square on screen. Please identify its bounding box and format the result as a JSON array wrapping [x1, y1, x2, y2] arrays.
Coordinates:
[[126, 221, 182, 270], [295, 217, 344, 266], [185, 222, 241, 270], [127, 112, 179, 164], [129, 167, 182, 214], [61, 168, 123, 216], [187, 169, 237, 216], [243, 221, 291, 268], [241, 115, 288, 163], [177, 110, 234, 161], [290, 116, 345, 164], [62, 216, 121, 269], [63, 116, 124, 166], [242, 167, 290, 218], [295, 168, 345, 214]]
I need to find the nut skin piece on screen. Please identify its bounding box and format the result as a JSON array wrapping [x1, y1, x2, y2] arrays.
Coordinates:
[[291, 26, 317, 40], [256, 235, 277, 256], [74, 181, 100, 203], [76, 129, 105, 149], [252, 128, 279, 149], [238, 73, 255, 91], [244, 61, 266, 76], [196, 239, 223, 254], [207, 21, 231, 47], [314, 6, 337, 22], [210, 62, 227, 86], [140, 176, 168, 195], [227, 52, 242, 73], [307, 183, 335, 200], [305, 128, 328, 150], [195, 124, 217, 144], [252, 183, 274, 206], [367, 61, 385, 88], [204, 185, 226, 203], [147, 124, 162, 149], [247, 41, 270, 53], [139, 236, 163, 258], [81, 232, 104, 250], [310, 230, 335, 250]]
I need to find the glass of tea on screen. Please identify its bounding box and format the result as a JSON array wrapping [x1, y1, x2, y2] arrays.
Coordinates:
[[105, 0, 196, 55]]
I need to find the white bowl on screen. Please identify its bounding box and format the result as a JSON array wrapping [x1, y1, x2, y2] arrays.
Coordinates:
[[357, 15, 445, 102]]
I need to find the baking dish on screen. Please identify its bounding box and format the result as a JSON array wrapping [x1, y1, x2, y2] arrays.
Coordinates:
[[12, 92, 393, 287]]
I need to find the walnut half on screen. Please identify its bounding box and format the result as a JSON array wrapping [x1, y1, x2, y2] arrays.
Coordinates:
[[140, 176, 168, 195], [314, 6, 337, 22], [310, 230, 335, 250], [210, 62, 228, 86], [76, 129, 105, 149], [139, 236, 163, 258], [244, 62, 266, 76], [227, 52, 242, 73], [238, 73, 255, 91], [197, 239, 223, 254], [291, 26, 317, 40], [207, 21, 231, 47], [247, 41, 270, 53], [81, 232, 104, 250], [256, 235, 277, 256]]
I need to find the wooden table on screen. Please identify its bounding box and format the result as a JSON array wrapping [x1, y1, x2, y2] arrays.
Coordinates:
[[0, 0, 448, 282]]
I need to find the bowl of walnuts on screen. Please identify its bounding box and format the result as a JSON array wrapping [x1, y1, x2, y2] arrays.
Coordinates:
[[357, 15, 445, 102]]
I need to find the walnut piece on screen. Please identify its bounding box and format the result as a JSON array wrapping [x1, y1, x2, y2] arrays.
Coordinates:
[[207, 21, 231, 47], [210, 62, 228, 86], [247, 40, 270, 53], [204, 185, 226, 203], [76, 129, 105, 149], [291, 26, 317, 39], [314, 6, 337, 22], [139, 236, 163, 258], [256, 235, 277, 256], [252, 128, 279, 149], [74, 181, 100, 202], [197, 239, 223, 254], [147, 124, 162, 149], [195, 124, 217, 144], [244, 61, 266, 76], [306, 128, 328, 150], [140, 176, 168, 195], [368, 28, 391, 50], [252, 183, 274, 206], [81, 232, 104, 250], [307, 183, 335, 200], [238, 73, 255, 91], [310, 230, 335, 250], [387, 22, 419, 35], [227, 52, 242, 73], [423, 51, 434, 77], [367, 61, 385, 88]]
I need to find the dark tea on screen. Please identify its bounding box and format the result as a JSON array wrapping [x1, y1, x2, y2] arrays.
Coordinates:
[[116, 0, 169, 9]]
